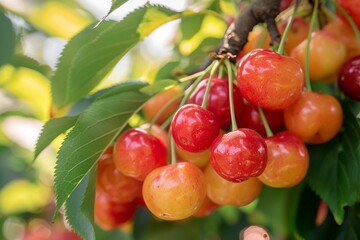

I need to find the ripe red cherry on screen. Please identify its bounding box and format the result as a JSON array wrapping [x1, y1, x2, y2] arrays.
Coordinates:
[[210, 128, 267, 182], [96, 155, 142, 203], [171, 104, 220, 152], [258, 131, 309, 188], [336, 0, 360, 30], [188, 77, 244, 129], [114, 128, 167, 181], [94, 192, 136, 230], [338, 55, 360, 101], [236, 103, 284, 137], [142, 162, 207, 220], [237, 49, 305, 110]]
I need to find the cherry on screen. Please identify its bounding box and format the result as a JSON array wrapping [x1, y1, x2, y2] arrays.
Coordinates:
[[239, 226, 270, 240], [143, 85, 182, 125], [290, 30, 347, 81], [324, 17, 360, 59], [236, 103, 284, 137], [142, 162, 206, 220], [114, 128, 167, 181], [139, 123, 168, 146], [204, 164, 263, 206], [96, 155, 142, 203], [278, 17, 310, 54], [176, 145, 210, 168], [171, 104, 220, 152], [188, 76, 244, 129], [237, 49, 305, 110], [193, 195, 219, 217], [258, 131, 309, 188], [336, 0, 360, 30], [94, 192, 136, 230], [338, 55, 360, 101], [210, 128, 267, 182], [284, 90, 343, 144], [237, 25, 271, 61]]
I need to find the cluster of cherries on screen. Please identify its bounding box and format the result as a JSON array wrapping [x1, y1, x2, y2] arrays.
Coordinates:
[[93, 10, 360, 230]]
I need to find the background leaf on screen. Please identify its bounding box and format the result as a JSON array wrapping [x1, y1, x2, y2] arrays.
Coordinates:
[[140, 80, 178, 95], [33, 115, 78, 161], [51, 5, 186, 108], [306, 102, 360, 224], [53, 82, 149, 216], [0, 10, 16, 67]]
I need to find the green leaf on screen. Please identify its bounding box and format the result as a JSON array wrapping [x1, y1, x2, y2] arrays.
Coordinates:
[[252, 185, 303, 236], [140, 79, 178, 95], [51, 5, 192, 108], [307, 102, 360, 224], [0, 10, 16, 67], [53, 82, 149, 217], [337, 203, 360, 240], [106, 0, 128, 19], [9, 55, 52, 77], [33, 115, 78, 161], [65, 167, 96, 240]]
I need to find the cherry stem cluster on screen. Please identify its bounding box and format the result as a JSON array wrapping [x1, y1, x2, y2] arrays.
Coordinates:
[[201, 60, 222, 109]]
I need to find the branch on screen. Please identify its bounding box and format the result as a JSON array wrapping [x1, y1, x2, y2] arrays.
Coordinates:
[[217, 0, 281, 62]]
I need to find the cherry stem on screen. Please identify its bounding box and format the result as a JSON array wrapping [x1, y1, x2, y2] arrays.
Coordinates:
[[201, 60, 221, 109], [170, 135, 177, 164], [258, 107, 273, 137], [225, 59, 238, 131], [333, 1, 360, 43], [304, 0, 319, 92], [179, 70, 207, 83], [277, 0, 300, 55], [180, 61, 216, 106], [218, 65, 225, 78], [148, 90, 184, 132]]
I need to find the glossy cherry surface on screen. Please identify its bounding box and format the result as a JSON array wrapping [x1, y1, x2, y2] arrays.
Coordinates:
[[258, 131, 309, 188], [142, 162, 206, 220], [237, 49, 304, 110], [171, 104, 220, 152], [236, 103, 284, 137], [284, 90, 343, 144], [210, 128, 267, 182], [338, 55, 360, 101], [188, 77, 244, 129], [204, 164, 263, 206], [114, 128, 167, 181]]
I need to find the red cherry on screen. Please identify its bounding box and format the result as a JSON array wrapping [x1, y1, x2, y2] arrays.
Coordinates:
[[210, 128, 267, 182], [237, 49, 305, 110], [336, 0, 360, 30], [236, 103, 284, 137], [258, 131, 309, 188], [188, 77, 244, 129], [96, 155, 142, 203], [338, 55, 360, 101], [94, 192, 136, 230], [171, 104, 220, 152], [114, 128, 167, 181]]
